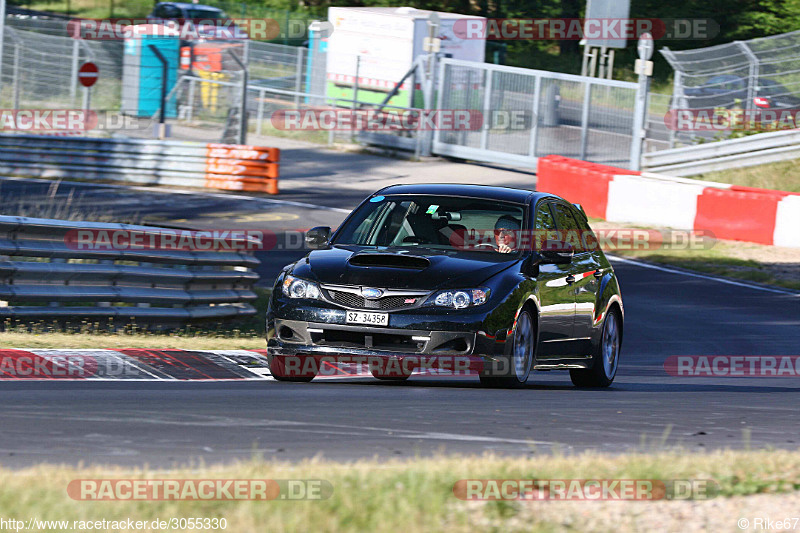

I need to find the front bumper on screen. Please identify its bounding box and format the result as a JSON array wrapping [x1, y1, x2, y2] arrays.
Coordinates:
[[269, 318, 484, 357]]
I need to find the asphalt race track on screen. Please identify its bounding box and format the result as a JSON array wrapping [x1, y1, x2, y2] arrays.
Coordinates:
[[1, 177, 799, 467]]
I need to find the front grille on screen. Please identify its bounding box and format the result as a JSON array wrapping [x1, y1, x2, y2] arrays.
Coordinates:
[[327, 290, 423, 310], [316, 329, 423, 352]]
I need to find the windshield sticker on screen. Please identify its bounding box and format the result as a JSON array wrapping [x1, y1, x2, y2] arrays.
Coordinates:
[[426, 205, 439, 215], [370, 196, 385, 203]]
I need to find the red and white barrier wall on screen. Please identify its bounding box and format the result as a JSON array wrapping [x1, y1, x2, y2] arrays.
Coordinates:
[[537, 156, 800, 248]]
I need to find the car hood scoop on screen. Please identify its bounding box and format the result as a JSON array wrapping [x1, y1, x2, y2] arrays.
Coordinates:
[[347, 253, 430, 270], [290, 246, 519, 291]]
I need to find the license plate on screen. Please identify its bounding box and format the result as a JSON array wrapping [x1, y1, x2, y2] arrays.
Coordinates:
[[346, 311, 389, 326]]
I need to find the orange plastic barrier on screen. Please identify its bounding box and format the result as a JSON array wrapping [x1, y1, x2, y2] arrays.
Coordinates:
[[203, 143, 279, 194]]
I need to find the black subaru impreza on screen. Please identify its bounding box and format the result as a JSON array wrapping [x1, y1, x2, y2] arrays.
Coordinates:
[[266, 184, 623, 388]]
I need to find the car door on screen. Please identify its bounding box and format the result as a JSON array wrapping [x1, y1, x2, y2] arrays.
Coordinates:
[[552, 202, 600, 356], [532, 200, 576, 358]]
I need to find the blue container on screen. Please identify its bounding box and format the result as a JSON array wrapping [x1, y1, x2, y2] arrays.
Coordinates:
[[122, 27, 180, 118]]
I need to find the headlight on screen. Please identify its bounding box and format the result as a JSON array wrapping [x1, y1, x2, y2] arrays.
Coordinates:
[[427, 288, 490, 308], [281, 275, 321, 300]]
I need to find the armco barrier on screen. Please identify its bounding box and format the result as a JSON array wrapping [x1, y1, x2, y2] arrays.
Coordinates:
[[642, 129, 800, 177], [0, 215, 261, 324], [537, 155, 800, 248], [0, 135, 280, 194]]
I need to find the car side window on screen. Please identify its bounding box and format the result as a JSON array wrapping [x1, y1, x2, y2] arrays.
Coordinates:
[[572, 208, 599, 253], [552, 202, 586, 253], [534, 202, 555, 230], [163, 5, 182, 18]]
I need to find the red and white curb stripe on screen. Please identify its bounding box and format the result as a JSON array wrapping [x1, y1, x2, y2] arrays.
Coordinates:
[[0, 349, 396, 381], [537, 156, 800, 248], [0, 349, 271, 381]]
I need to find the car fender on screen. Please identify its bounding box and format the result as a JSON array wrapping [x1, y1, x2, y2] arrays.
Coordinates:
[[592, 271, 624, 341]]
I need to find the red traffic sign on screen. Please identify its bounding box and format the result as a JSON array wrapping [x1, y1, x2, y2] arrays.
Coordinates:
[[78, 62, 98, 88]]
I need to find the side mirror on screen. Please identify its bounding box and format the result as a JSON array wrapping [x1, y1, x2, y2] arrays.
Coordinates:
[[539, 240, 574, 264], [305, 226, 331, 249]]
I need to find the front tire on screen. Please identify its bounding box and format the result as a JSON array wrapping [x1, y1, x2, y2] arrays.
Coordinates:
[[479, 310, 535, 388], [570, 307, 621, 388]]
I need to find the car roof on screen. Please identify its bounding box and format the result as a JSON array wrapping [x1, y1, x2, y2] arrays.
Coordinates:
[[376, 183, 545, 204]]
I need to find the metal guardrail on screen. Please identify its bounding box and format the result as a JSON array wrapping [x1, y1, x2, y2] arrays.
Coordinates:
[[0, 135, 280, 193], [0, 215, 261, 324], [641, 129, 800, 176]]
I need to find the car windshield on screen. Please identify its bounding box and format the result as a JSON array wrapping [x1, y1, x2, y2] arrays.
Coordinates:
[[332, 194, 526, 254], [186, 8, 225, 18]]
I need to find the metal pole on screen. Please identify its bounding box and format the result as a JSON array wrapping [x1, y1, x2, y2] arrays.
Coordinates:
[[0, 0, 6, 96], [187, 77, 196, 122], [598, 46, 607, 78], [351, 55, 360, 143], [294, 47, 303, 108], [668, 70, 682, 149], [70, 39, 80, 101], [527, 75, 541, 158], [148, 44, 169, 138], [629, 63, 650, 171], [256, 88, 264, 136], [12, 41, 19, 109], [422, 52, 438, 157], [227, 49, 248, 145], [579, 81, 591, 160], [82, 85, 91, 110], [737, 41, 759, 111], [480, 68, 493, 150], [352, 55, 360, 106], [587, 48, 598, 78]]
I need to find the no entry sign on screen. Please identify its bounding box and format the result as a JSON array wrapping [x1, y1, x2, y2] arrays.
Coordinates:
[[78, 62, 99, 88]]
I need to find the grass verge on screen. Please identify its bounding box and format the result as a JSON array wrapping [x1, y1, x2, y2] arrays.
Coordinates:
[[693, 160, 800, 193], [1, 449, 799, 532], [590, 219, 800, 292], [0, 330, 264, 350]]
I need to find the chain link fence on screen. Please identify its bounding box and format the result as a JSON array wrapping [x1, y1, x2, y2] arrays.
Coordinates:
[[1, 16, 122, 110], [662, 29, 800, 145], [434, 59, 643, 169], [0, 15, 668, 168]]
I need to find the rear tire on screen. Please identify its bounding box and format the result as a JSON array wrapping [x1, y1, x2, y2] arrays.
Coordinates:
[[570, 307, 621, 388], [479, 309, 535, 388]]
